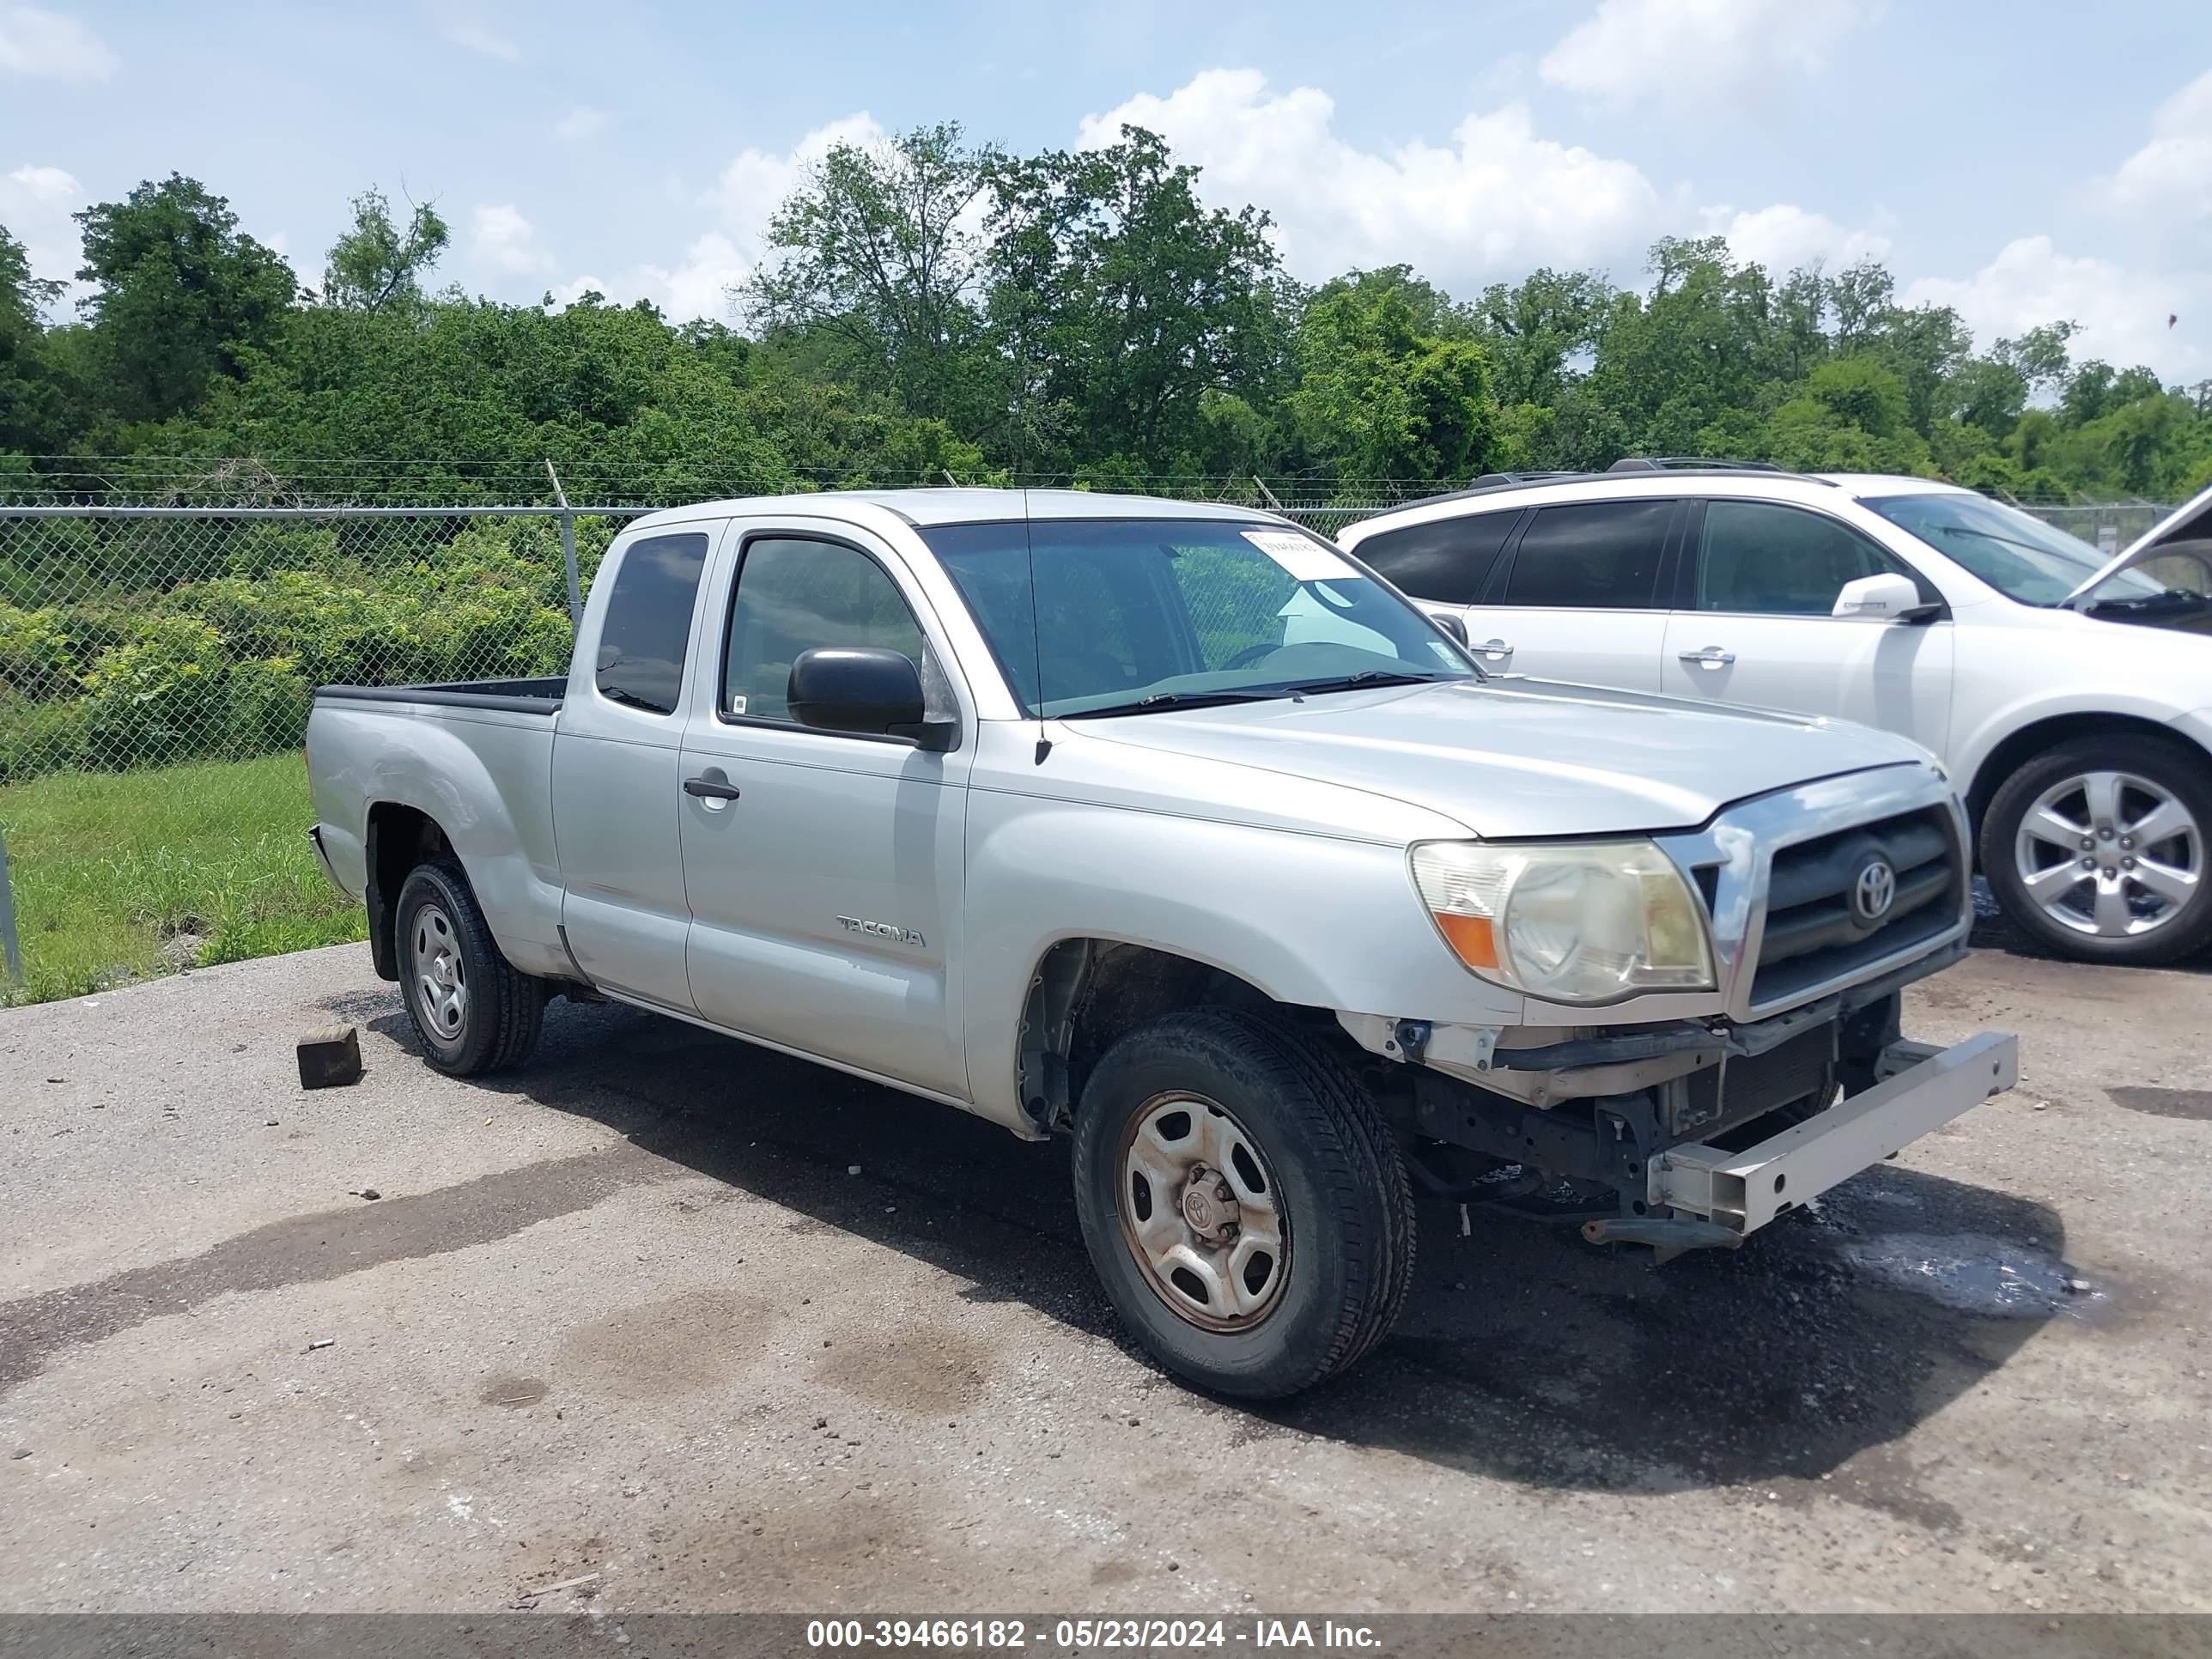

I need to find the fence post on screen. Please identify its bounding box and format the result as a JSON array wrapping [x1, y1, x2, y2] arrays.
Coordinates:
[[544, 459, 582, 631], [0, 817, 21, 987]]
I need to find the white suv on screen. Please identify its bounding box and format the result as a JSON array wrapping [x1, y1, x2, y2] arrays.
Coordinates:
[[1341, 464, 2212, 966]]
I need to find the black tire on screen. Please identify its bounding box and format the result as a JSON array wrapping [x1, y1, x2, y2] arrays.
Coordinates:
[[392, 860, 545, 1077], [1070, 1010, 1416, 1400], [1981, 732, 2212, 966]]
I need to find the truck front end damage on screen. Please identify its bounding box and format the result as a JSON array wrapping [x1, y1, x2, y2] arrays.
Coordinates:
[[1342, 767, 2019, 1255]]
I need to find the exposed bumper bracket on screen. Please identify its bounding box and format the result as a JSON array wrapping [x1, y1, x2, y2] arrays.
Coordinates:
[[1652, 1030, 2019, 1236], [1581, 1216, 1744, 1259]]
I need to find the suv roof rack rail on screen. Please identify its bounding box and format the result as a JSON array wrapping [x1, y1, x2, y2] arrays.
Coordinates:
[[1607, 456, 1784, 472], [1361, 459, 1843, 523], [1468, 470, 1590, 489]]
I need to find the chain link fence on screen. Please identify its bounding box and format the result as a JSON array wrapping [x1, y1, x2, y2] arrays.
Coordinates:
[[0, 484, 2177, 1002]]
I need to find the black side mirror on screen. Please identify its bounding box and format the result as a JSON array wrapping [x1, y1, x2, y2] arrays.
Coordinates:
[[1431, 611, 1469, 646], [787, 647, 954, 749]]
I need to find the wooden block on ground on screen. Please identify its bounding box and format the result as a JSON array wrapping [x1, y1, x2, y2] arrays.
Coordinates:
[[297, 1025, 362, 1090]]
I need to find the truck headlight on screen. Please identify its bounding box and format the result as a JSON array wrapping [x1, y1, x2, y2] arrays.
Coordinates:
[[1410, 840, 1717, 1003]]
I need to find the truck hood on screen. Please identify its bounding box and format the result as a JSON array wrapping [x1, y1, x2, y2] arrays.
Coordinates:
[[1074, 676, 1937, 840]]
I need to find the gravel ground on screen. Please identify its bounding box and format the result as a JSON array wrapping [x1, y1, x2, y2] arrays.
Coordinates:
[[0, 931, 2207, 1614]]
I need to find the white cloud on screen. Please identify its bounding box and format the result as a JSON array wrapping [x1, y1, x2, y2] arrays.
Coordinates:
[[553, 233, 750, 324], [441, 18, 520, 62], [2101, 68, 2212, 225], [7, 161, 76, 203], [555, 106, 611, 143], [1697, 202, 1893, 274], [703, 112, 886, 243], [544, 113, 884, 324], [0, 4, 115, 82], [1902, 235, 2207, 380], [471, 204, 552, 275], [1540, 0, 1874, 106], [1075, 69, 1660, 286], [1, 161, 85, 305]]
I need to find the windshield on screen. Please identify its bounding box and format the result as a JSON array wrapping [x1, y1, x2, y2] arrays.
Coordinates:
[[1865, 492, 2166, 606], [921, 519, 1474, 718]]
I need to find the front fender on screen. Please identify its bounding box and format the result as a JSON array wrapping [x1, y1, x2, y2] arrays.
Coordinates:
[[960, 793, 1526, 1131]]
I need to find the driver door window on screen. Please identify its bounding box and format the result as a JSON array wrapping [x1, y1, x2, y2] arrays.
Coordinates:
[[723, 538, 926, 723], [1695, 500, 1917, 615]]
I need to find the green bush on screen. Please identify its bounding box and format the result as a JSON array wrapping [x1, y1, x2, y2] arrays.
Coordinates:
[[0, 692, 89, 784], [0, 603, 80, 701], [227, 653, 313, 751], [2, 515, 583, 781], [82, 616, 234, 767]]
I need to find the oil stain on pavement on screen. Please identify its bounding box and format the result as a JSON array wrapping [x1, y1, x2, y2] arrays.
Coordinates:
[[0, 1141, 665, 1395]]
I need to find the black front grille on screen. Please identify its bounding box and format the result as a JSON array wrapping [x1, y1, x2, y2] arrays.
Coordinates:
[[1749, 805, 1962, 1008]]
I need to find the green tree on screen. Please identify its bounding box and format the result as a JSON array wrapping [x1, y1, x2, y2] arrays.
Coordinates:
[[982, 126, 1287, 473], [1, 222, 64, 454], [1468, 268, 1611, 407], [1286, 269, 1496, 482], [72, 174, 297, 428], [322, 186, 449, 311], [744, 124, 994, 429], [1828, 260, 1895, 352], [1585, 239, 1765, 453]]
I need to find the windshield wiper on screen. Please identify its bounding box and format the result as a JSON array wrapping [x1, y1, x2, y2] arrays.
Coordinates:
[[2084, 588, 2209, 614], [1282, 670, 1445, 695], [1061, 690, 1287, 719]]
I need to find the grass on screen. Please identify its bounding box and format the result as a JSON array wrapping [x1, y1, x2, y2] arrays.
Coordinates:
[[0, 752, 367, 1007]]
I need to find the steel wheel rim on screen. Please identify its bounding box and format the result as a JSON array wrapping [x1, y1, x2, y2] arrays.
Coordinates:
[[2014, 769, 2203, 939], [410, 902, 469, 1040], [1116, 1091, 1290, 1334]]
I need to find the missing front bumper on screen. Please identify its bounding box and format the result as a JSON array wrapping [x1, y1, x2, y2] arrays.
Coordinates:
[[1649, 1030, 2019, 1237]]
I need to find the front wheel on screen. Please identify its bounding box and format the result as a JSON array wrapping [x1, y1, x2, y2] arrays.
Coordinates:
[[1982, 733, 2212, 966], [1070, 1011, 1416, 1400], [394, 860, 546, 1076]]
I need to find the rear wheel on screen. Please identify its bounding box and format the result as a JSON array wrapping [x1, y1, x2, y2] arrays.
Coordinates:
[[1070, 1011, 1415, 1400], [394, 860, 545, 1076], [1982, 733, 2212, 966]]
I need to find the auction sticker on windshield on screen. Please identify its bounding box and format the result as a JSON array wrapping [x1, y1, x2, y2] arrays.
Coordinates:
[[1243, 529, 1359, 583]]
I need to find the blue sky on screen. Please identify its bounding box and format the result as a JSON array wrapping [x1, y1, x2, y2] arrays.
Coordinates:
[[4, 0, 2211, 380]]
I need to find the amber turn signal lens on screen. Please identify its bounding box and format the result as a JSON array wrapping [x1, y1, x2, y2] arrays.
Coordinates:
[[1434, 911, 1498, 969]]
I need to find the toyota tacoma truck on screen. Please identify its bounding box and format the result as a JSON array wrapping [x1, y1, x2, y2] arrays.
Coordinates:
[[306, 489, 2019, 1399]]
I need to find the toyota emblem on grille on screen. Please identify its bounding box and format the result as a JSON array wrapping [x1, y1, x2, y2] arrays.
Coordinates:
[[1853, 857, 1898, 924]]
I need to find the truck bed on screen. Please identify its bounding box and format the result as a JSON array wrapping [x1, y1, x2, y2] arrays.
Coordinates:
[[315, 678, 565, 715]]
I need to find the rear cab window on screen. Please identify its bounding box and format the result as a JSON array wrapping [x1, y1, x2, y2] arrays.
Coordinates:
[[593, 531, 711, 714]]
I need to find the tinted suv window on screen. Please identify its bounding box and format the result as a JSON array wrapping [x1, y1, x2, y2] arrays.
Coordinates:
[[724, 538, 925, 723], [1504, 501, 1672, 609], [1355, 512, 1518, 605], [594, 531, 710, 714], [1697, 501, 1909, 615]]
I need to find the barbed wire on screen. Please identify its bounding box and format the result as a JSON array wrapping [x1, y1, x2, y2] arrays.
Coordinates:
[[2, 456, 2121, 511]]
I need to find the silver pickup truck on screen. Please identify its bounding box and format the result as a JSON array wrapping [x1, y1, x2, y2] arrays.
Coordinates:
[[307, 489, 2018, 1398]]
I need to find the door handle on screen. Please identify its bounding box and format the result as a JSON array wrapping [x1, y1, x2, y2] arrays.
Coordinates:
[[684, 776, 741, 801], [1474, 637, 1515, 664], [1679, 646, 1735, 670]]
